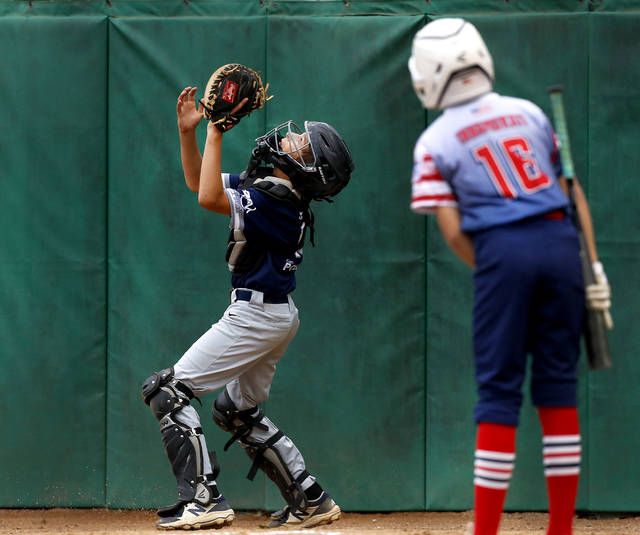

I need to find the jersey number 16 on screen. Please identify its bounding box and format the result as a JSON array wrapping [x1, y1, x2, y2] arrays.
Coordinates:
[[473, 136, 551, 198]]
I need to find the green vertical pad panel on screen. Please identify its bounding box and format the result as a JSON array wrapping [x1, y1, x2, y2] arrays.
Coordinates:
[[587, 13, 640, 511], [424, 14, 591, 510], [107, 16, 270, 509], [264, 15, 426, 511], [424, 216, 476, 510], [0, 16, 107, 506]]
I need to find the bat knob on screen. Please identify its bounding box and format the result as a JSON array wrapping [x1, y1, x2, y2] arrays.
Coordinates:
[[604, 310, 614, 330]]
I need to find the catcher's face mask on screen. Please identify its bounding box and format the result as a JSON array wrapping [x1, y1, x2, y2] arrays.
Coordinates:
[[260, 121, 315, 169], [253, 120, 353, 200]]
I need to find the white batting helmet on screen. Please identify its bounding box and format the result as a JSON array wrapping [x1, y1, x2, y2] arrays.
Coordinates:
[[408, 18, 494, 109]]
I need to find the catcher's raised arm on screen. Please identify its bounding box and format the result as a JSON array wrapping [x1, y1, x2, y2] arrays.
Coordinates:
[[200, 63, 271, 132]]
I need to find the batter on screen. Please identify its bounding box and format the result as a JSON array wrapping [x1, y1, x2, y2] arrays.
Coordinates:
[[408, 18, 611, 535]]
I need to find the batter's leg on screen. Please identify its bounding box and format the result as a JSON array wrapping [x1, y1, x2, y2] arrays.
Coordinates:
[[471, 227, 534, 535], [528, 228, 583, 535]]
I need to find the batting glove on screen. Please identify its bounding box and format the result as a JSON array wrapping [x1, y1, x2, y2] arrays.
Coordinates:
[[586, 261, 614, 329]]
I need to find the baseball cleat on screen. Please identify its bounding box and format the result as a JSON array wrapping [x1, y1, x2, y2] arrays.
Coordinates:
[[156, 496, 235, 530], [262, 492, 341, 529]]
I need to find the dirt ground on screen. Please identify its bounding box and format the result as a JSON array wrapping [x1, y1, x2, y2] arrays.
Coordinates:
[[1, 509, 639, 535]]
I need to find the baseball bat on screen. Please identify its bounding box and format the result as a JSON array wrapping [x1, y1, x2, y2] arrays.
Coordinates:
[[547, 86, 612, 370]]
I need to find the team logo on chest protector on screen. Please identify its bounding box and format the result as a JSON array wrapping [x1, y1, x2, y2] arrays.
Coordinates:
[[240, 190, 257, 213]]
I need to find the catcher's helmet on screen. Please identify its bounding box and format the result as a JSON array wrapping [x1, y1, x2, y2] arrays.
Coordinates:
[[252, 121, 354, 200], [408, 18, 494, 109]]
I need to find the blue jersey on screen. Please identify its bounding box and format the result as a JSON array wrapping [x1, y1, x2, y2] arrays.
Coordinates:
[[223, 174, 304, 296], [411, 92, 568, 232]]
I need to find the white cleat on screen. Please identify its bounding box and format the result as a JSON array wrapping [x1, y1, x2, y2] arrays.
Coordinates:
[[156, 497, 235, 530], [263, 493, 341, 529]]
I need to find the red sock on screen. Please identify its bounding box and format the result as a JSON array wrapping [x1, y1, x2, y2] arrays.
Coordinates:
[[473, 423, 517, 535], [538, 407, 580, 535]]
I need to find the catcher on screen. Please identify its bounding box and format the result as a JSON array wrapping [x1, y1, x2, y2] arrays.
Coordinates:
[[141, 64, 354, 530]]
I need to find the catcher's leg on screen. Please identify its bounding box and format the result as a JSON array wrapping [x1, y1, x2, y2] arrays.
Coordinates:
[[142, 367, 234, 530], [212, 387, 341, 528]]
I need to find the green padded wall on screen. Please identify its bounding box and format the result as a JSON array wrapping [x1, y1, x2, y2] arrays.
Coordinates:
[[0, 0, 639, 512], [0, 15, 108, 506]]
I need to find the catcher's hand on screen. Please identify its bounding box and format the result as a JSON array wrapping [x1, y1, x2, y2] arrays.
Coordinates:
[[177, 86, 204, 134], [200, 63, 271, 132]]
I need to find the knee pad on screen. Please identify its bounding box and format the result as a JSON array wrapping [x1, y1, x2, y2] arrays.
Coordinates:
[[212, 388, 267, 444], [212, 388, 312, 510], [142, 367, 196, 419], [142, 368, 217, 504]]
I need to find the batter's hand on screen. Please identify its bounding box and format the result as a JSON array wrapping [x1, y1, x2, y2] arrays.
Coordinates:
[[177, 86, 204, 134], [586, 261, 613, 329]]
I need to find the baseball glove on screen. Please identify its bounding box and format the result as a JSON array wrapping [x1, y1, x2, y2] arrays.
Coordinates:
[[201, 63, 271, 132]]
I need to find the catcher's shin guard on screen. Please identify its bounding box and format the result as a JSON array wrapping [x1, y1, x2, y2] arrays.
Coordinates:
[[142, 368, 219, 505], [213, 388, 315, 510]]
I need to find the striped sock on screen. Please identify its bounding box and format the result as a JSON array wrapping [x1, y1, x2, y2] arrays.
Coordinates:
[[473, 423, 516, 535], [538, 407, 581, 535]]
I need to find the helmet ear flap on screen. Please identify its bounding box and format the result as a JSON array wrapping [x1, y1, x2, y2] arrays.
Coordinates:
[[298, 121, 354, 200]]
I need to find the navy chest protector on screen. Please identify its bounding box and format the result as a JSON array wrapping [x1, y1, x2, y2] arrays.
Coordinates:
[[225, 178, 314, 275]]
